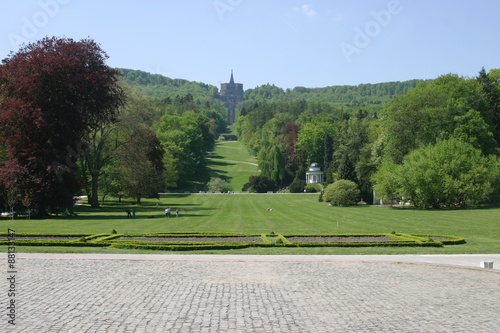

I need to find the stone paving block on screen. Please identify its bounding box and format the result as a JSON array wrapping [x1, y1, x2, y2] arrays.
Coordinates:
[[3, 256, 499, 332]]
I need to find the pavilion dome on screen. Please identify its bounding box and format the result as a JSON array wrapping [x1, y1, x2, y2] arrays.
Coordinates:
[[309, 163, 321, 171], [306, 163, 324, 184]]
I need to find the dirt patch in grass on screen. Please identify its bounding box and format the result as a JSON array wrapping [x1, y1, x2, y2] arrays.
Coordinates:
[[14, 236, 81, 240], [120, 237, 263, 243], [286, 236, 395, 243]]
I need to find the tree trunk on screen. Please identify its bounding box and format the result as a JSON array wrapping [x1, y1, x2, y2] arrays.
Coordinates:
[[90, 171, 100, 208]]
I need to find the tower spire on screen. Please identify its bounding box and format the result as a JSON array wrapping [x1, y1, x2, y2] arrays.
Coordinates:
[[230, 70, 234, 84]]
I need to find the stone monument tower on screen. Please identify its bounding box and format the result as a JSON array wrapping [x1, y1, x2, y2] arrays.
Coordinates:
[[218, 70, 244, 124]]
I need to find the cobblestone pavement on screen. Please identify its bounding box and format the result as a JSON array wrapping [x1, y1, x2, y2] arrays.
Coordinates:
[[5, 254, 500, 332]]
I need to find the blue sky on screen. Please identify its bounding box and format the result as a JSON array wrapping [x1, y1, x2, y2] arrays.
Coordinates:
[[1, 0, 499, 89]]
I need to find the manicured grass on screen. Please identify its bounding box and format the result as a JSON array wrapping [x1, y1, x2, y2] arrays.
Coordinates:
[[207, 139, 260, 192], [2, 194, 499, 254]]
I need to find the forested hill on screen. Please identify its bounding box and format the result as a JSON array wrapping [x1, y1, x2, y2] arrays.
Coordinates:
[[117, 68, 220, 104], [119, 68, 426, 114], [243, 80, 426, 106]]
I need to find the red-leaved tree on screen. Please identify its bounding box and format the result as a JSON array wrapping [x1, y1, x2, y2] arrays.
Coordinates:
[[0, 37, 125, 215]]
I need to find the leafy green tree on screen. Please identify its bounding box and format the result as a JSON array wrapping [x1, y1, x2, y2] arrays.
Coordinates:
[[289, 177, 306, 193], [452, 109, 498, 155], [382, 80, 451, 163], [116, 128, 165, 203], [242, 175, 277, 193], [162, 142, 182, 188], [323, 180, 360, 206], [333, 117, 369, 182], [477, 67, 500, 142], [119, 69, 222, 106], [382, 74, 490, 164], [206, 177, 232, 192], [79, 83, 166, 207], [259, 144, 286, 186], [355, 120, 382, 203], [371, 160, 404, 203], [155, 114, 205, 186], [373, 138, 498, 208], [296, 116, 336, 168]]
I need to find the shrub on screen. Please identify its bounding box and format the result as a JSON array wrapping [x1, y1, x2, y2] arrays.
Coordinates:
[[207, 177, 233, 193], [373, 138, 499, 208], [289, 177, 306, 193], [242, 175, 277, 193], [305, 183, 321, 193], [323, 180, 360, 206]]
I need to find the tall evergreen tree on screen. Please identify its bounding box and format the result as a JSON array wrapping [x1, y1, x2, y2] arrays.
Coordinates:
[[477, 67, 500, 143]]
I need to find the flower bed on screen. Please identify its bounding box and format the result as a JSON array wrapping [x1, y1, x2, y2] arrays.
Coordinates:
[[12, 236, 81, 240], [120, 236, 263, 243], [0, 232, 466, 250], [286, 236, 395, 243]]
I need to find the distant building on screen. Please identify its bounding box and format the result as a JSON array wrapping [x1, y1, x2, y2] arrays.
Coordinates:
[[306, 163, 324, 184], [218, 70, 244, 124]]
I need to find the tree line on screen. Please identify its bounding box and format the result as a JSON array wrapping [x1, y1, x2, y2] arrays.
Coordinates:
[[119, 68, 220, 104], [236, 70, 500, 208], [241, 79, 425, 116], [0, 37, 226, 216], [1, 37, 499, 215]]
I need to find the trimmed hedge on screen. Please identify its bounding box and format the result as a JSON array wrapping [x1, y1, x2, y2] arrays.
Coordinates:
[[280, 233, 442, 247], [0, 239, 110, 247], [0, 232, 92, 237], [110, 242, 277, 251], [0, 232, 465, 250], [411, 234, 466, 245]]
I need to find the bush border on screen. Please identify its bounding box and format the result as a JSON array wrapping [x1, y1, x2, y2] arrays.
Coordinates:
[[0, 232, 465, 250]]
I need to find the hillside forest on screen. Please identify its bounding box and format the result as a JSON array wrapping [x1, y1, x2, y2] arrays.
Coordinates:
[[0, 37, 499, 216]]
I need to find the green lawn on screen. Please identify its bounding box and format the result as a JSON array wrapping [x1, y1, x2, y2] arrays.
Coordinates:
[[3, 131, 499, 254], [3, 194, 499, 254], [207, 140, 260, 192]]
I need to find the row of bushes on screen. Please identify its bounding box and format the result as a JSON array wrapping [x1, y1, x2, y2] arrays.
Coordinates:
[[0, 232, 465, 250]]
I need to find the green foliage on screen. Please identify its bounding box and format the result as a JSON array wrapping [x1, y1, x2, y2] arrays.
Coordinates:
[[304, 183, 321, 193], [2, 194, 498, 254], [372, 160, 404, 203], [289, 177, 306, 193], [118, 68, 221, 105], [452, 109, 498, 155], [206, 177, 233, 192], [281, 233, 444, 247], [115, 128, 165, 202], [382, 74, 495, 164], [243, 80, 425, 107], [242, 175, 277, 193], [259, 144, 286, 186], [151, 95, 227, 190], [323, 180, 361, 206], [374, 138, 499, 208], [296, 116, 336, 167], [207, 140, 260, 193], [0, 232, 463, 250], [476, 67, 500, 144]]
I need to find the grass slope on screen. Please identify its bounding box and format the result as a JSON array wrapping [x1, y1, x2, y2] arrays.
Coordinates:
[[3, 194, 499, 254], [207, 139, 259, 192], [3, 128, 498, 254]]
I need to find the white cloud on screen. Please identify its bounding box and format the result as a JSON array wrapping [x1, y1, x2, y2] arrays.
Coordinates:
[[293, 4, 318, 18]]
